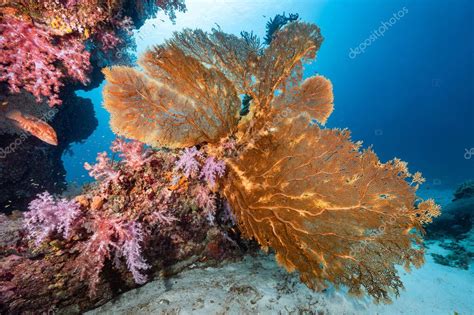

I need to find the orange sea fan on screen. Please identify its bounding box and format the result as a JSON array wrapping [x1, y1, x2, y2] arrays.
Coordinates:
[[103, 46, 241, 148], [101, 20, 441, 302], [271, 75, 334, 125], [223, 113, 440, 301], [255, 22, 323, 111], [166, 28, 261, 94]]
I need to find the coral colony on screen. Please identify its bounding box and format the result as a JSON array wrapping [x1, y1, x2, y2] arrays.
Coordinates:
[[0, 9, 441, 313], [0, 0, 185, 144]]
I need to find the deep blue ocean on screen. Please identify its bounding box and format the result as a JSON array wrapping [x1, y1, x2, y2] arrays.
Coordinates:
[[64, 0, 473, 191]]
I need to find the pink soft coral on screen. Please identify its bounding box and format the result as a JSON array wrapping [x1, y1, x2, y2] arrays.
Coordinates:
[[80, 216, 150, 294], [95, 30, 123, 51], [147, 190, 177, 226], [200, 157, 226, 188], [111, 138, 152, 170], [0, 16, 90, 106], [84, 152, 121, 184], [24, 192, 81, 245], [193, 185, 217, 224], [174, 147, 203, 178]]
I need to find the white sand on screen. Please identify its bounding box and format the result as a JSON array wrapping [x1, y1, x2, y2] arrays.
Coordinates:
[[87, 243, 473, 315]]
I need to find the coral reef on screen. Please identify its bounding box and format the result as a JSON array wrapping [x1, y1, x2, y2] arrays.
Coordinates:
[[0, 13, 443, 313], [101, 17, 441, 302], [0, 142, 244, 313], [0, 0, 186, 106], [0, 0, 187, 210]]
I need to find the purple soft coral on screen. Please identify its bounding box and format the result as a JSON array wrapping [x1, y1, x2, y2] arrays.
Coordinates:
[[24, 192, 81, 246], [147, 190, 177, 226], [200, 156, 226, 188], [121, 222, 150, 284], [174, 146, 203, 178]]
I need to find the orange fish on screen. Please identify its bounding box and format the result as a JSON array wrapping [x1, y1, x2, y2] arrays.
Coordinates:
[[6, 110, 58, 146]]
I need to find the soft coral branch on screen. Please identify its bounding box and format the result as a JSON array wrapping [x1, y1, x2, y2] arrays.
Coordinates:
[[80, 216, 150, 294], [200, 156, 226, 188], [111, 138, 152, 170], [84, 152, 121, 184], [0, 16, 90, 106], [24, 192, 81, 246], [174, 146, 203, 178]]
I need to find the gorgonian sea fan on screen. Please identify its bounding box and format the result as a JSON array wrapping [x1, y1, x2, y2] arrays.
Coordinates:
[[101, 19, 440, 302]]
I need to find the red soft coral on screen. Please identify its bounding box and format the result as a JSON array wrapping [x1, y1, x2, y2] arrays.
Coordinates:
[[0, 16, 90, 106]]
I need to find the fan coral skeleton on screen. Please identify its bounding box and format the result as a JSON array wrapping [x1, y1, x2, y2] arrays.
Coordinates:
[[101, 17, 441, 302]]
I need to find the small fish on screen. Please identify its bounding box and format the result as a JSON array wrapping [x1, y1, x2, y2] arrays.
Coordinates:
[[5, 110, 58, 146]]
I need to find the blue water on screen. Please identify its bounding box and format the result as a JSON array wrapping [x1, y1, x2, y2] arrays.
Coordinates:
[[63, 0, 473, 189]]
